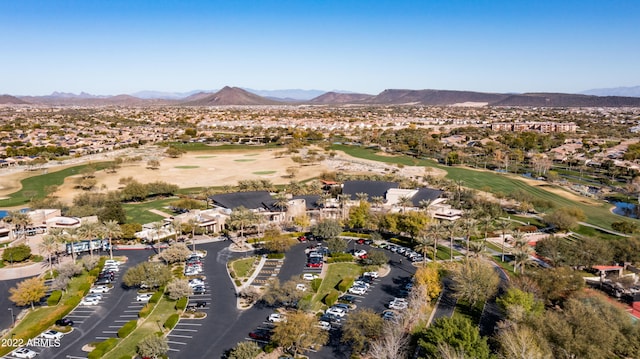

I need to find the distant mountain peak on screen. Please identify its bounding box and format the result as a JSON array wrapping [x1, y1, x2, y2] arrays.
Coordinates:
[[580, 85, 640, 98]]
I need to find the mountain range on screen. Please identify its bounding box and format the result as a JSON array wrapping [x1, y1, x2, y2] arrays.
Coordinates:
[[2, 86, 640, 107]]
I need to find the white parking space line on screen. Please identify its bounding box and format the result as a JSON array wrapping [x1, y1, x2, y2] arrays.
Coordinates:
[[168, 334, 193, 338], [67, 356, 88, 358], [120, 315, 138, 318], [95, 336, 111, 340], [102, 331, 118, 334], [114, 320, 130, 323], [168, 348, 180, 352], [123, 310, 139, 313], [175, 323, 202, 326], [108, 326, 121, 328], [66, 315, 91, 318], [172, 328, 197, 332], [167, 341, 187, 345]]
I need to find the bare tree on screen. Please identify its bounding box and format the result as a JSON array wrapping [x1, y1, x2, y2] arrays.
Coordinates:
[[368, 321, 409, 359]]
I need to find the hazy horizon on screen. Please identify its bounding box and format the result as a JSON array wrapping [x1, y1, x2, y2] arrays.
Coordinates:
[[2, 0, 639, 96]]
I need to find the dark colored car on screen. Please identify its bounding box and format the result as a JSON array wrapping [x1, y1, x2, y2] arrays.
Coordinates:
[[55, 318, 74, 326], [249, 329, 272, 341], [339, 295, 357, 303], [186, 301, 207, 312], [193, 286, 206, 294], [95, 278, 111, 285]]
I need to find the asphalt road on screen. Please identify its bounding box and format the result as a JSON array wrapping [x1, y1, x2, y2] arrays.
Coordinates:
[[35, 249, 152, 359], [0, 277, 34, 331]]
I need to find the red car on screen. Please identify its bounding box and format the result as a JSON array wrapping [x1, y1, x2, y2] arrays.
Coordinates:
[[249, 329, 272, 341], [307, 261, 323, 268], [298, 235, 307, 242]]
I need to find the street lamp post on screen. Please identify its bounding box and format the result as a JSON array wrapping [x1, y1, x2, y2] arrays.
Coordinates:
[[8, 308, 14, 327]]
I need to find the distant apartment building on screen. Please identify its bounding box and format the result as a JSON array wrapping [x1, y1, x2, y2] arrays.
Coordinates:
[[491, 121, 577, 133]]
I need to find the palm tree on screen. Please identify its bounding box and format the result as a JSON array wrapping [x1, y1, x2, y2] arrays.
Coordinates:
[[443, 221, 459, 262], [370, 196, 385, 209], [6, 211, 32, 243], [102, 220, 122, 260], [355, 192, 369, 204], [171, 219, 182, 242], [151, 221, 167, 248], [76, 222, 100, 257], [477, 215, 493, 244], [397, 195, 413, 214], [510, 231, 532, 274], [497, 219, 512, 262], [187, 218, 198, 252], [418, 199, 433, 216], [414, 230, 434, 266], [460, 218, 478, 257], [273, 193, 289, 214], [315, 193, 331, 220], [39, 234, 59, 277], [468, 241, 486, 258], [338, 194, 350, 220]]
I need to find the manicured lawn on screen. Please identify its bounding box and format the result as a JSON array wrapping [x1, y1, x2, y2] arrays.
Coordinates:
[[122, 198, 177, 224], [312, 262, 362, 311], [230, 257, 258, 278], [103, 296, 178, 359], [164, 142, 279, 151], [253, 170, 277, 175], [332, 144, 638, 230], [174, 165, 200, 169], [0, 162, 112, 207]]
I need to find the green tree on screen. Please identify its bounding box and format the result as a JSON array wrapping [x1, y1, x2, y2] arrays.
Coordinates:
[[450, 259, 500, 307], [311, 219, 343, 239], [228, 341, 262, 359], [365, 249, 389, 266], [165, 146, 186, 158], [137, 334, 169, 359], [529, 267, 584, 306], [326, 237, 347, 254], [9, 277, 47, 309], [271, 310, 329, 357], [348, 201, 371, 230], [123, 262, 172, 288], [341, 308, 384, 353], [416, 316, 492, 359], [496, 288, 544, 323], [2, 244, 32, 263]]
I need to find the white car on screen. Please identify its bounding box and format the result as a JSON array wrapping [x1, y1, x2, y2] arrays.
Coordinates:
[[296, 283, 308, 292], [188, 278, 205, 288], [325, 307, 346, 318], [348, 286, 367, 295], [80, 297, 100, 305], [104, 260, 121, 267], [41, 330, 64, 340], [302, 273, 319, 281], [353, 280, 370, 288], [12, 347, 37, 358], [85, 293, 103, 300], [136, 293, 153, 302], [268, 313, 287, 323], [317, 321, 331, 331], [89, 285, 111, 294], [389, 298, 408, 310], [353, 249, 367, 258], [363, 271, 379, 279]]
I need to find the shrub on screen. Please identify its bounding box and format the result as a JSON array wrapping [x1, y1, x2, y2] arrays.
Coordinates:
[[89, 267, 100, 277], [31, 254, 44, 262], [64, 295, 81, 307], [149, 290, 163, 304], [164, 313, 179, 329], [78, 282, 91, 295], [138, 303, 153, 318], [327, 252, 353, 263], [264, 342, 277, 353], [337, 277, 354, 292], [267, 252, 285, 259], [117, 320, 137, 338], [175, 297, 188, 310], [234, 279, 241, 287], [89, 338, 118, 359], [311, 278, 322, 292], [323, 290, 339, 306], [47, 290, 62, 306], [2, 244, 31, 262], [87, 348, 103, 359]]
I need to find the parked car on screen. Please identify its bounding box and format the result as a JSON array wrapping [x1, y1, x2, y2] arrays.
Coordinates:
[[382, 310, 398, 321], [363, 271, 379, 279], [55, 318, 74, 326], [353, 249, 367, 258], [188, 278, 205, 287], [297, 235, 307, 242], [348, 286, 367, 295], [325, 307, 346, 318], [302, 273, 319, 281], [94, 278, 111, 285], [104, 260, 121, 266], [249, 329, 272, 341], [296, 283, 308, 291], [388, 297, 408, 310], [85, 293, 103, 301], [136, 293, 153, 302], [357, 238, 373, 245], [41, 330, 64, 340], [193, 286, 206, 295], [338, 295, 357, 303], [80, 297, 100, 306], [317, 320, 331, 331], [90, 285, 111, 294], [103, 265, 119, 272], [12, 347, 37, 358], [268, 313, 287, 323]]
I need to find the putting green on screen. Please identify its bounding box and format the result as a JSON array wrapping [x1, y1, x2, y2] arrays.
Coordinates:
[[174, 166, 200, 169], [253, 171, 276, 175], [234, 159, 256, 162], [244, 153, 259, 157], [195, 155, 216, 159]]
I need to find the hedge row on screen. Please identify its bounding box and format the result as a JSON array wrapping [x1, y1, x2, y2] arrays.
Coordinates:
[[138, 303, 153, 318], [164, 313, 179, 330], [323, 290, 339, 306], [327, 253, 353, 263], [88, 338, 118, 359], [149, 290, 163, 304], [311, 278, 322, 292], [47, 290, 62, 306], [267, 253, 285, 259], [337, 277, 354, 292], [175, 297, 188, 310], [117, 320, 137, 338]]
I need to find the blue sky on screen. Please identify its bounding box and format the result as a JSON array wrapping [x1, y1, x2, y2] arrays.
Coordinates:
[[1, 0, 638, 95]]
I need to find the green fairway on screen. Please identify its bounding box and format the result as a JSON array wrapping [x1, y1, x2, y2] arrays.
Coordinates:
[[253, 170, 276, 175], [174, 165, 200, 169], [0, 162, 112, 207], [122, 198, 176, 224], [332, 144, 638, 230]]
